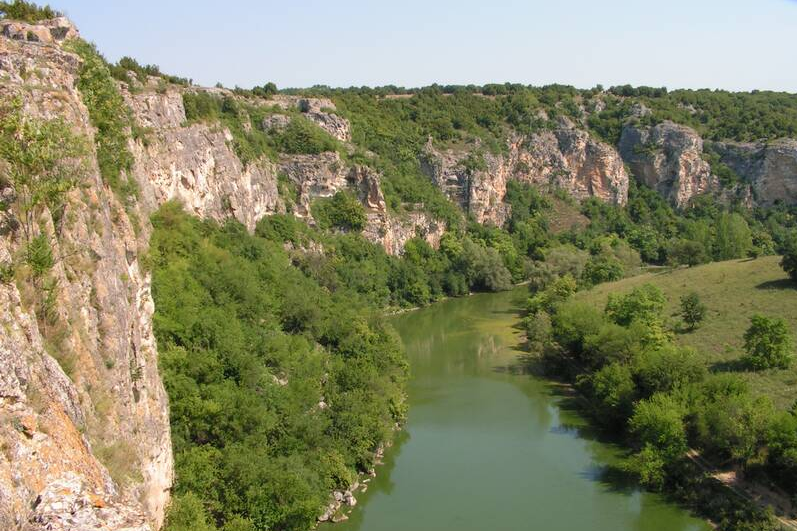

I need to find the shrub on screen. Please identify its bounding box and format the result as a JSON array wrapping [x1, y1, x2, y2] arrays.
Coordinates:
[[743, 314, 794, 370], [64, 39, 138, 200], [274, 117, 339, 155], [605, 284, 666, 327], [782, 232, 797, 283], [0, 0, 60, 22], [581, 254, 623, 286], [312, 191, 366, 232], [0, 98, 87, 239], [679, 292, 707, 330]]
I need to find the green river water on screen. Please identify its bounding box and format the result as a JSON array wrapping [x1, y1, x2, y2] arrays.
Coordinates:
[[327, 288, 711, 531]]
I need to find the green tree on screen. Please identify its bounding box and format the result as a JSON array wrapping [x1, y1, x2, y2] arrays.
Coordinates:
[[714, 212, 752, 260], [605, 284, 666, 327], [679, 292, 707, 330], [782, 232, 797, 282], [743, 314, 794, 370], [0, 0, 60, 22], [313, 191, 366, 232]]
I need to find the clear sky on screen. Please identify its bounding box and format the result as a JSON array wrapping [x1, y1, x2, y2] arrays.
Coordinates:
[[53, 0, 797, 92]]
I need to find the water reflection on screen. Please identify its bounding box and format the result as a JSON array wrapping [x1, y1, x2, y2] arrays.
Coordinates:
[[328, 289, 710, 531]]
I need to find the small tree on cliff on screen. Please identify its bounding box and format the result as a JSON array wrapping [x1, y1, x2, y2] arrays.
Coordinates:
[[0, 98, 87, 243]]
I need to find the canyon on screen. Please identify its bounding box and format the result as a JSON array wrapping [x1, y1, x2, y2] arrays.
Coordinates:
[[0, 15, 796, 531]]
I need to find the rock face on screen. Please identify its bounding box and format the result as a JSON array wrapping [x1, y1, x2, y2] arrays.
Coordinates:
[[1, 28, 170, 531], [512, 129, 629, 206], [0, 17, 79, 44], [269, 95, 352, 141], [422, 128, 628, 226], [618, 121, 717, 206], [125, 85, 284, 231], [710, 139, 797, 206], [279, 152, 444, 254]]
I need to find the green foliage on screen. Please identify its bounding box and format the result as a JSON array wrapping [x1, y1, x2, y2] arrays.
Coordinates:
[[0, 98, 87, 239], [605, 284, 666, 327], [25, 233, 53, 277], [666, 239, 708, 267], [64, 39, 138, 200], [274, 117, 339, 155], [109, 56, 190, 86], [782, 232, 797, 282], [182, 93, 339, 165], [0, 0, 59, 22], [629, 393, 688, 461], [581, 254, 623, 286], [679, 292, 707, 330], [151, 204, 408, 531], [714, 212, 752, 261], [312, 191, 367, 232], [743, 314, 794, 370]]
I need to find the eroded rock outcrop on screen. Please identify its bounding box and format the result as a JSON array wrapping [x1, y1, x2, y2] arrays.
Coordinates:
[[618, 121, 718, 206], [710, 139, 797, 206], [279, 152, 444, 254], [422, 128, 628, 226], [125, 84, 284, 231], [269, 95, 351, 141]]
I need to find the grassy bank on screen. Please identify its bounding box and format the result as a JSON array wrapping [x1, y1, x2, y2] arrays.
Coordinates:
[[575, 256, 797, 408]]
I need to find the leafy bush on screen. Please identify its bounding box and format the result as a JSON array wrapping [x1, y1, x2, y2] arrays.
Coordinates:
[[782, 232, 797, 282], [312, 191, 367, 232], [0, 98, 87, 239], [64, 39, 138, 200], [274, 117, 339, 155], [743, 314, 794, 370]]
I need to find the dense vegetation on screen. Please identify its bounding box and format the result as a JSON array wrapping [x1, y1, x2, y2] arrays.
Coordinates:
[[523, 256, 797, 530], [150, 204, 408, 531], [64, 39, 139, 201], [0, 0, 59, 22], [182, 91, 342, 165]]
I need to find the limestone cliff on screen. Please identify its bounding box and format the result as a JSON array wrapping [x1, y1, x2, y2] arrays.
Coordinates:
[[0, 21, 170, 531], [421, 126, 628, 226], [618, 121, 719, 206], [710, 139, 797, 206]]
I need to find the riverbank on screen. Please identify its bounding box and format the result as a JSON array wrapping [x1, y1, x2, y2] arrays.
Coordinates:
[[521, 271, 786, 530], [326, 288, 710, 531]]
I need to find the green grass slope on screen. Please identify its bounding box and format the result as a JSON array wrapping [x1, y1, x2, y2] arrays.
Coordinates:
[[575, 256, 797, 408]]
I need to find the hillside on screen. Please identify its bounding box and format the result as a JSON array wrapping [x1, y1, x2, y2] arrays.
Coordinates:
[[575, 256, 797, 407]]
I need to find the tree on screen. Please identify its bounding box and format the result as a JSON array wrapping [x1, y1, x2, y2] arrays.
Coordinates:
[[0, 0, 60, 22], [581, 254, 623, 286], [605, 284, 666, 327], [666, 238, 708, 267], [313, 191, 366, 232], [679, 292, 707, 330], [782, 232, 797, 283], [743, 314, 794, 370], [714, 212, 752, 260]]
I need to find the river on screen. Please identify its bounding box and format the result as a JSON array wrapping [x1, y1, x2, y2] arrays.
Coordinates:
[[327, 288, 710, 531]]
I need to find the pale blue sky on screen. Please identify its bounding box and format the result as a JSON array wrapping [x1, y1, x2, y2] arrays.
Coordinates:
[[53, 0, 797, 91]]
